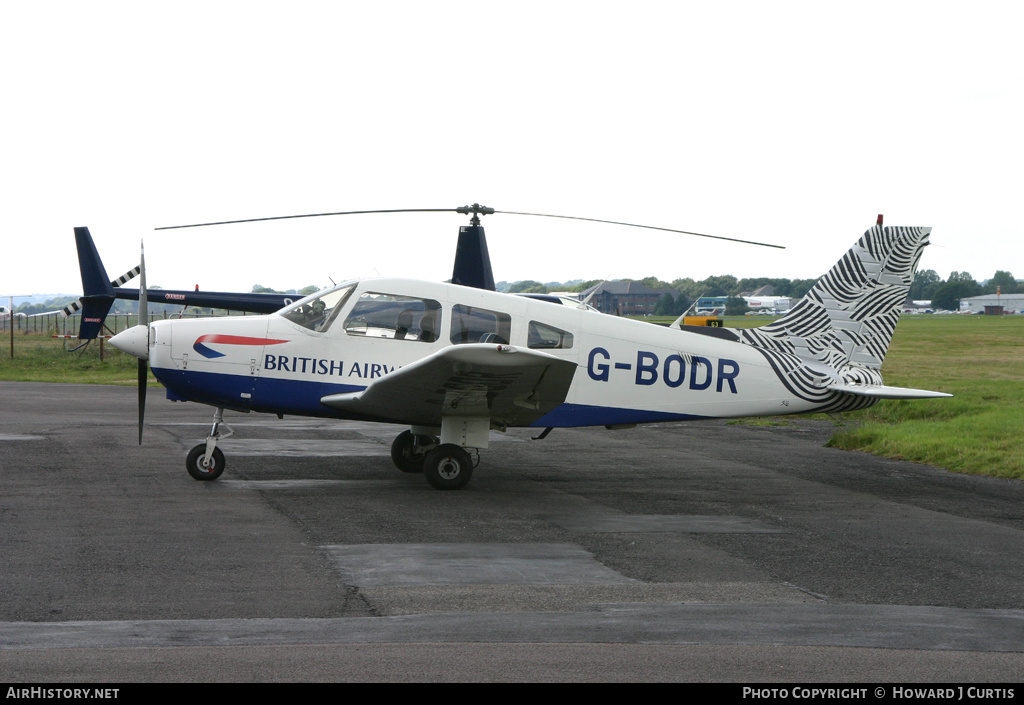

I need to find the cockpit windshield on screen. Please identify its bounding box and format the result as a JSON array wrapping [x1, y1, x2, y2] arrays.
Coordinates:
[[279, 282, 356, 332]]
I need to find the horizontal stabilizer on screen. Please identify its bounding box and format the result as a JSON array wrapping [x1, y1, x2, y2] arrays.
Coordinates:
[[829, 383, 952, 400]]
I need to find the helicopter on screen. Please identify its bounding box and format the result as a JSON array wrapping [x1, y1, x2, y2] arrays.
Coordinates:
[[65, 204, 784, 339]]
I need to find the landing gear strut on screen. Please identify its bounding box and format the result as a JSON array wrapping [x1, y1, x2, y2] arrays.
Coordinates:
[[186, 408, 232, 481]]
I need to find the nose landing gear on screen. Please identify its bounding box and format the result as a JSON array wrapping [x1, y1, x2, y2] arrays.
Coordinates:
[[186, 408, 232, 481]]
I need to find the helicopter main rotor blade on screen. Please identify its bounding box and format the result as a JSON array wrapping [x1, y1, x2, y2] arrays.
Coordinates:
[[155, 203, 784, 249], [493, 211, 785, 249], [155, 209, 457, 231]]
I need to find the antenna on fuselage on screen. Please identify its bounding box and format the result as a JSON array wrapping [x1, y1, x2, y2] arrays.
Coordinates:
[[669, 292, 704, 330]]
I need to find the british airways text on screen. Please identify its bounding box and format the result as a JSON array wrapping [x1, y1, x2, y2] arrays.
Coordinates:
[[264, 354, 393, 379], [587, 347, 739, 393]]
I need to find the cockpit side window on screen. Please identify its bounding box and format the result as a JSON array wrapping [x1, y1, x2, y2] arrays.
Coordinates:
[[280, 284, 355, 332], [450, 304, 512, 345], [528, 321, 574, 349], [343, 293, 443, 342]]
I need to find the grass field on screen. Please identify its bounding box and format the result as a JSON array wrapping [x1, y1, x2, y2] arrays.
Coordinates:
[[0, 332, 153, 385], [825, 315, 1024, 480], [2, 315, 1021, 479], [714, 314, 1023, 480]]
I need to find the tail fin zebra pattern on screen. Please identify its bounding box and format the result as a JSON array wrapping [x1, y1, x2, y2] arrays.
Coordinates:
[[737, 224, 936, 411]]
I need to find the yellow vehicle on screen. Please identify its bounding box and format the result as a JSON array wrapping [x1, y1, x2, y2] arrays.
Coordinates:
[[682, 315, 723, 327]]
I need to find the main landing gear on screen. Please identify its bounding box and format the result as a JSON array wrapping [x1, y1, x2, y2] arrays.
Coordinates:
[[186, 408, 232, 481], [390, 429, 479, 490]]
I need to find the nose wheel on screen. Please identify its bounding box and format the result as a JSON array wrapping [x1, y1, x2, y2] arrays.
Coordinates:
[[185, 408, 231, 481], [186, 444, 225, 481]]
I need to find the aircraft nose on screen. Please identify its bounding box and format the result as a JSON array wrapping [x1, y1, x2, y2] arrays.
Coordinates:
[[110, 324, 149, 360]]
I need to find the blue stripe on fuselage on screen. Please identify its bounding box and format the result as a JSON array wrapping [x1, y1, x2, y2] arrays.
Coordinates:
[[529, 403, 707, 427], [153, 367, 366, 418]]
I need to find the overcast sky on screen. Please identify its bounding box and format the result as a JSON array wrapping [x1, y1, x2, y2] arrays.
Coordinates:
[[2, 1, 1021, 300]]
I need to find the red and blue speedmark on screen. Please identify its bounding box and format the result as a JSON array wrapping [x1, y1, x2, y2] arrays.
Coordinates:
[[193, 335, 289, 359]]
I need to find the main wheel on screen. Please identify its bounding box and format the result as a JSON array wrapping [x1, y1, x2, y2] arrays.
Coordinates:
[[390, 430, 432, 473], [186, 444, 225, 481], [423, 444, 474, 490]]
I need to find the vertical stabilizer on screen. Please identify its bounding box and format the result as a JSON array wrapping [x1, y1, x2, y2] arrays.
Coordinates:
[[738, 224, 930, 407], [75, 227, 115, 299], [73, 227, 116, 340]]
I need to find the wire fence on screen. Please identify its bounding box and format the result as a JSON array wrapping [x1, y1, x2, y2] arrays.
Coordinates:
[[1, 310, 246, 338]]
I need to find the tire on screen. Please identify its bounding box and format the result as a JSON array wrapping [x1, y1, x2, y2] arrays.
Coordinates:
[[186, 444, 225, 481], [423, 444, 474, 490], [390, 430, 429, 473]]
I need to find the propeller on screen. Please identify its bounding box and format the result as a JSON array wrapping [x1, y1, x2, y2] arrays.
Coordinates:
[[155, 204, 784, 250], [107, 242, 154, 445], [137, 241, 148, 445]]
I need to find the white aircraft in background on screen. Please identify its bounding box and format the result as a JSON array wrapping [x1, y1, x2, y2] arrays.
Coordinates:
[[0, 305, 26, 321], [106, 213, 949, 490]]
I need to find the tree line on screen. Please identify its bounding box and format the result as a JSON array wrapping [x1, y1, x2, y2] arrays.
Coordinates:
[[13, 284, 323, 316], [908, 270, 1019, 310], [13, 271, 1019, 316], [499, 269, 1021, 314]]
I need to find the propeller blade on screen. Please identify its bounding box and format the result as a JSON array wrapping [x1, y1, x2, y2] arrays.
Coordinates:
[[138, 241, 147, 323], [137, 241, 148, 445], [138, 358, 147, 445]]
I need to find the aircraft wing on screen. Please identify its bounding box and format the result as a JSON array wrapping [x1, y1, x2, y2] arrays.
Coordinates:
[[320, 343, 578, 427], [829, 383, 952, 399]]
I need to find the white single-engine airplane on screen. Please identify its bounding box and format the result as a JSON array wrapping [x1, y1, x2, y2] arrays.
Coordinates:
[[108, 214, 950, 490]]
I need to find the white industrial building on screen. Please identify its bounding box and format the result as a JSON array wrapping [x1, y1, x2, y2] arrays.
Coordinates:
[[958, 293, 1024, 314], [744, 296, 792, 313]]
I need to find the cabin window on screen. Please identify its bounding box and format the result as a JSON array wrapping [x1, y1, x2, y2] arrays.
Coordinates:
[[280, 283, 355, 332], [450, 304, 512, 345], [343, 292, 442, 342], [528, 321, 574, 349]]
